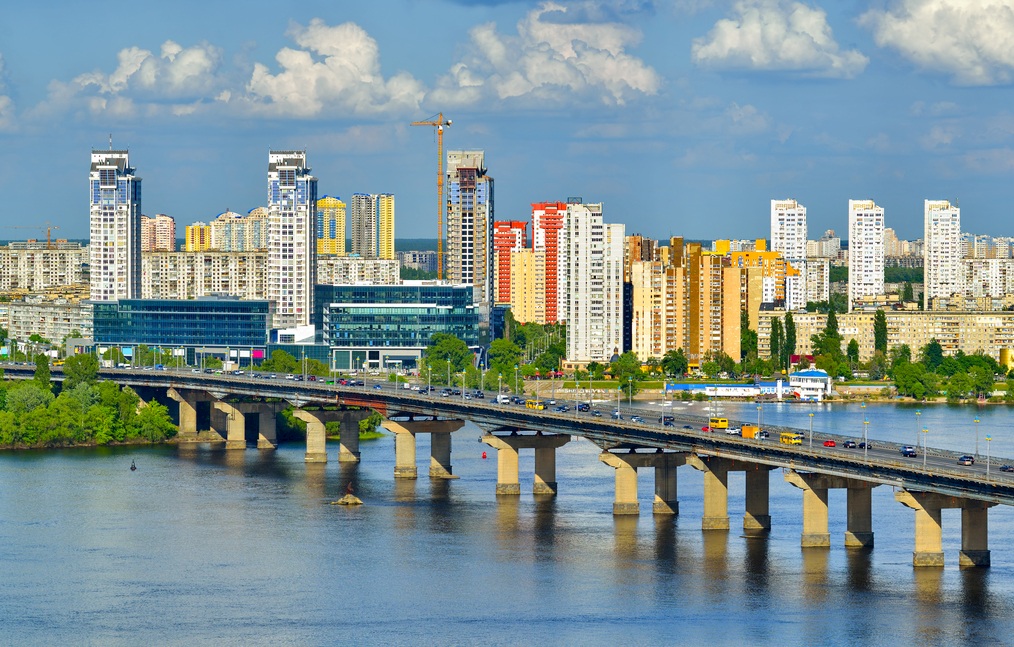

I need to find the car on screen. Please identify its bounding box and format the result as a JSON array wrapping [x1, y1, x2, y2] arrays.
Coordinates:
[[726, 427, 741, 435], [591, 410, 602, 417], [1001, 465, 1014, 473], [957, 455, 975, 466], [842, 440, 857, 448], [611, 411, 623, 420], [900, 445, 917, 457], [659, 415, 675, 424], [823, 440, 836, 447], [683, 425, 694, 430], [294, 375, 304, 381], [630, 415, 644, 423], [472, 391, 485, 399], [663, 421, 675, 427], [373, 384, 383, 390], [858, 442, 871, 449], [191, 368, 201, 373], [307, 375, 317, 381], [577, 403, 590, 412], [756, 430, 770, 440], [702, 426, 710, 432], [204, 368, 215, 374]]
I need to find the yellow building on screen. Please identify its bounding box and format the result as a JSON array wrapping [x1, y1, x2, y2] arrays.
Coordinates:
[[316, 196, 347, 256], [508, 248, 547, 324], [185, 223, 212, 252], [377, 194, 395, 260]]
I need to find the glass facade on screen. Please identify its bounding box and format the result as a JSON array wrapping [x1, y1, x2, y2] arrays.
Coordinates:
[[315, 284, 480, 351], [93, 297, 271, 347]]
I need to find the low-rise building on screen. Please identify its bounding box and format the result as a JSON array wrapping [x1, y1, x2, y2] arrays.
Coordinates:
[[317, 257, 400, 285]]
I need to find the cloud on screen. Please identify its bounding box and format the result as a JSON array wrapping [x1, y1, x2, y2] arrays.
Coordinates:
[[691, 0, 868, 78], [35, 40, 224, 119], [430, 1, 661, 107], [0, 54, 14, 130], [860, 0, 1014, 85], [243, 19, 424, 117]]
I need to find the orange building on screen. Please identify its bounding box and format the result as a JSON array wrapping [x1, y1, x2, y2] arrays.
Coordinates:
[[492, 221, 528, 305], [532, 202, 566, 323]]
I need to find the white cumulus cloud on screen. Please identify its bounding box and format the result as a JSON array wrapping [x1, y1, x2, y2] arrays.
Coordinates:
[[430, 1, 661, 107], [243, 19, 424, 118], [860, 0, 1014, 85], [692, 0, 868, 78], [0, 54, 14, 130]]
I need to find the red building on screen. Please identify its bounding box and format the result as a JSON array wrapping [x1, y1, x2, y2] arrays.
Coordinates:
[[532, 202, 567, 323], [492, 220, 528, 305]]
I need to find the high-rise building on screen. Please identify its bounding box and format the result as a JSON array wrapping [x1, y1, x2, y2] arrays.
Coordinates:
[[559, 202, 623, 364], [350, 193, 377, 258], [140, 214, 176, 252], [267, 150, 317, 328], [317, 196, 347, 256], [446, 150, 494, 303], [508, 248, 547, 324], [924, 199, 962, 309], [185, 222, 212, 251], [532, 201, 566, 323], [90, 149, 141, 301], [210, 209, 268, 251], [847, 199, 885, 312], [377, 194, 395, 261], [492, 220, 528, 305], [771, 199, 807, 310]]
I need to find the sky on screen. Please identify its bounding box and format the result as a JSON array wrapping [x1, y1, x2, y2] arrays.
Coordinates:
[[3, 0, 1014, 242]]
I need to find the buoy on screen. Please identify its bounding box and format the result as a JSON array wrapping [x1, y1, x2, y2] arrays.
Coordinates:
[[130, 459, 137, 472], [482, 451, 487, 459]]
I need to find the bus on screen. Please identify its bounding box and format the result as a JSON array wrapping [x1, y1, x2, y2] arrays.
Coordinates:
[[708, 417, 729, 430], [780, 432, 804, 445], [525, 399, 546, 410]]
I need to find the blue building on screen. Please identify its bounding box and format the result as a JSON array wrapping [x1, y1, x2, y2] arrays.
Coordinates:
[[92, 296, 271, 365], [315, 282, 479, 370]]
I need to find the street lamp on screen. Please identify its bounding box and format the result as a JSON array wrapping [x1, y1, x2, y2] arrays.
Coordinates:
[[515, 364, 519, 395], [986, 435, 993, 477], [915, 409, 921, 448], [627, 376, 632, 410], [809, 412, 814, 451], [616, 384, 621, 416], [461, 373, 466, 401], [974, 417, 980, 459], [498, 373, 502, 402], [922, 426, 928, 470], [757, 404, 762, 429], [863, 418, 869, 462]]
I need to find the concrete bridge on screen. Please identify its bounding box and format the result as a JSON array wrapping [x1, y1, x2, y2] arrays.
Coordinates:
[[10, 365, 1014, 569]]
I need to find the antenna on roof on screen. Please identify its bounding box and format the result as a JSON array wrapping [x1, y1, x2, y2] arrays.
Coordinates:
[[109, 133, 113, 150]]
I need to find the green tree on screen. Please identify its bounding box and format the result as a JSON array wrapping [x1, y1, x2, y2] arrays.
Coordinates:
[[6, 382, 55, 415], [784, 311, 796, 367], [947, 371, 971, 402], [488, 338, 523, 373], [968, 366, 995, 399], [770, 317, 783, 370], [137, 400, 177, 442], [587, 361, 606, 380], [867, 350, 889, 380], [873, 310, 888, 354], [902, 282, 914, 302], [63, 353, 99, 390], [847, 339, 860, 365], [259, 350, 299, 374], [610, 351, 643, 398], [427, 333, 472, 372], [920, 339, 944, 371], [740, 311, 757, 360], [661, 348, 689, 378], [34, 355, 51, 392], [1004, 378, 1014, 403]]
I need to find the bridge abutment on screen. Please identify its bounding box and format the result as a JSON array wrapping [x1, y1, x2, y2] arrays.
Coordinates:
[[599, 450, 684, 516], [896, 490, 995, 568], [382, 419, 466, 479], [481, 432, 572, 495]]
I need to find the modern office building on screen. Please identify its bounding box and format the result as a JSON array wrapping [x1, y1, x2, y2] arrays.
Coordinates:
[[924, 199, 962, 310], [377, 193, 395, 260], [140, 214, 176, 252], [532, 201, 566, 323], [559, 202, 624, 365], [92, 296, 271, 364], [848, 199, 885, 312], [267, 151, 317, 328], [89, 149, 141, 301], [446, 150, 494, 303], [316, 196, 347, 256], [350, 193, 377, 258], [314, 283, 479, 370], [771, 199, 807, 310], [492, 220, 528, 305]]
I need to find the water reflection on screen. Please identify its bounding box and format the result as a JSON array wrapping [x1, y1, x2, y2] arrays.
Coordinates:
[[801, 548, 829, 604], [303, 462, 327, 497], [702, 531, 729, 600], [653, 516, 677, 567], [532, 495, 557, 556], [613, 515, 640, 565], [845, 548, 873, 592], [913, 568, 945, 644], [744, 534, 770, 591]]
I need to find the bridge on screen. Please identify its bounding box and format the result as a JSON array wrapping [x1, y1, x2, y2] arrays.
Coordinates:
[[9, 364, 1013, 569]]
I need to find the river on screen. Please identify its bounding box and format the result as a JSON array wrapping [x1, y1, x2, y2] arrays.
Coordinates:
[[1, 402, 1013, 645]]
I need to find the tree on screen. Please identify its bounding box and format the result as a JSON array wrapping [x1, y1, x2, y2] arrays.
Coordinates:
[[968, 366, 995, 399], [867, 350, 889, 380], [6, 382, 55, 415], [488, 338, 523, 372], [63, 353, 99, 390], [137, 400, 177, 442], [610, 352, 643, 398], [740, 311, 757, 360], [847, 339, 859, 365], [260, 350, 300, 374], [34, 355, 51, 392], [873, 310, 888, 354], [770, 317, 783, 370], [920, 339, 944, 371], [784, 312, 796, 367], [902, 282, 914, 302], [427, 333, 472, 372], [661, 348, 689, 378], [947, 371, 971, 402]]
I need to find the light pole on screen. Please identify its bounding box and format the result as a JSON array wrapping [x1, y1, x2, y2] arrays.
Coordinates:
[[616, 384, 621, 416], [627, 376, 632, 411], [922, 426, 928, 470], [986, 435, 993, 477], [974, 417, 980, 460], [515, 364, 519, 395], [461, 373, 466, 401], [809, 412, 814, 451], [863, 418, 869, 462], [428, 366, 432, 395], [447, 362, 451, 388], [498, 373, 502, 402], [757, 404, 762, 430], [860, 401, 866, 447], [915, 409, 921, 448]]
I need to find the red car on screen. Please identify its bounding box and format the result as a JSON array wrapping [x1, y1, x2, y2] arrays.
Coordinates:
[[702, 426, 710, 432], [823, 440, 836, 447]]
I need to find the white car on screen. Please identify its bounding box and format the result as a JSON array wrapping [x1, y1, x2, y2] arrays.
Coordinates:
[[725, 427, 742, 435]]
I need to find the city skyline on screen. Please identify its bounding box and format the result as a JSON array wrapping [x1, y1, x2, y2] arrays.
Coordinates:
[[4, 1, 1014, 241]]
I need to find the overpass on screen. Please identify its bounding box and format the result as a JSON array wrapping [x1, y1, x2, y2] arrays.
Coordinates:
[[8, 364, 1012, 569]]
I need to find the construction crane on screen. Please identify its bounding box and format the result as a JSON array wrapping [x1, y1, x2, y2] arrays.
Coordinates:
[[411, 113, 451, 280], [2, 223, 60, 248]]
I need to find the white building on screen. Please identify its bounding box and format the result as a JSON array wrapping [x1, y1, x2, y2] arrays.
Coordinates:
[[924, 199, 962, 310], [210, 210, 269, 251], [267, 151, 317, 328], [350, 193, 377, 258], [771, 199, 807, 310], [317, 257, 400, 285], [89, 149, 141, 301], [847, 199, 885, 312], [559, 202, 624, 364], [9, 297, 93, 344], [0, 242, 88, 291], [805, 257, 830, 304], [142, 251, 267, 300]]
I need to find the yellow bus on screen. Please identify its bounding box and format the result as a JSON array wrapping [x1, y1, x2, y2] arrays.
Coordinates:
[[780, 432, 804, 445], [525, 399, 546, 411], [709, 417, 729, 430]]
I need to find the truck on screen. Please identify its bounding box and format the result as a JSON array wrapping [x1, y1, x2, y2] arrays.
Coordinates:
[[741, 424, 760, 439]]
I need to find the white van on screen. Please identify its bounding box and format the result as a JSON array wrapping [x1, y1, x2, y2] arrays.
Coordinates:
[[496, 395, 512, 404]]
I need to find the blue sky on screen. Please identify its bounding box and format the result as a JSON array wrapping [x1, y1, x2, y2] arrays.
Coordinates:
[[2, 0, 1014, 242]]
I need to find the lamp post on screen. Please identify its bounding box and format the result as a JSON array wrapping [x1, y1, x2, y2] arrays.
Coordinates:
[[447, 362, 451, 388], [461, 373, 466, 402], [428, 366, 432, 396], [974, 417, 980, 460], [915, 409, 921, 449], [987, 435, 993, 477], [757, 404, 762, 430], [515, 364, 519, 395], [627, 376, 632, 411], [863, 418, 869, 462], [809, 412, 814, 451], [616, 384, 621, 416], [922, 426, 928, 470]]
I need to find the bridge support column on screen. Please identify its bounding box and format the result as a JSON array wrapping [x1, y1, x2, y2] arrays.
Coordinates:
[[687, 455, 733, 530], [481, 432, 571, 495], [382, 421, 417, 479], [960, 502, 991, 569], [845, 485, 874, 548], [167, 388, 202, 441], [257, 410, 277, 450], [292, 410, 328, 463], [784, 471, 830, 547], [533, 446, 558, 495], [744, 469, 771, 532], [429, 432, 456, 479], [338, 413, 362, 463], [600, 451, 684, 516], [213, 402, 246, 450], [481, 434, 519, 494]]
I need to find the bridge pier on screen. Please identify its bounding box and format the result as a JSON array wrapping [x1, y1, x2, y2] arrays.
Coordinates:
[[213, 402, 247, 450], [598, 450, 684, 516], [382, 419, 466, 479], [167, 388, 214, 441], [687, 456, 770, 531], [292, 410, 328, 463], [786, 472, 879, 549], [895, 490, 995, 568], [481, 432, 572, 495]]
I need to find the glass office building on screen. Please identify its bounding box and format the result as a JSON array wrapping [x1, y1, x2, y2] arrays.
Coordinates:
[[315, 283, 479, 370]]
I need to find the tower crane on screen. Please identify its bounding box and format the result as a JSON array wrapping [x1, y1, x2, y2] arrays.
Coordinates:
[[411, 113, 451, 280], [1, 223, 60, 248]]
